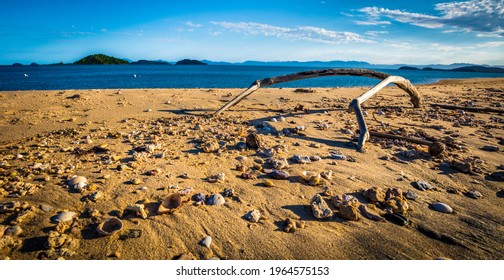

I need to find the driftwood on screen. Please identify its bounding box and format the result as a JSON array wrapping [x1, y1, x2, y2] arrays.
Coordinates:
[[430, 103, 504, 114], [213, 68, 422, 152]]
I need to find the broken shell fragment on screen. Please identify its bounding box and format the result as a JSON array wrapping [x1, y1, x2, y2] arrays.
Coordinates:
[[52, 211, 78, 224], [158, 193, 183, 214], [301, 171, 321, 186], [97, 218, 123, 236], [125, 204, 148, 219]]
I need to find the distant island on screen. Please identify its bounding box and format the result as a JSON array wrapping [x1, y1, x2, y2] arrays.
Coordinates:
[[399, 65, 504, 73], [130, 60, 171, 65], [175, 59, 207, 65], [74, 54, 129, 65], [5, 54, 503, 73]]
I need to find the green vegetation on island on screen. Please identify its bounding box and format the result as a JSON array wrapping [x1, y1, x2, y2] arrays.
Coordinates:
[[175, 59, 207, 65], [74, 54, 129, 65], [130, 60, 171, 65]]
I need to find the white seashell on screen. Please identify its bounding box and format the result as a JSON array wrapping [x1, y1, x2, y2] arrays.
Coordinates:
[[206, 194, 225, 205], [432, 202, 453, 213], [67, 176, 87, 187], [200, 236, 212, 248], [52, 211, 78, 223]]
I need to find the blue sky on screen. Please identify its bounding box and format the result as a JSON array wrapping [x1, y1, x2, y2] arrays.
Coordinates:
[[1, 0, 503, 65]]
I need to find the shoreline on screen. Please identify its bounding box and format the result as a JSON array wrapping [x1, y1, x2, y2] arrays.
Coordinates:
[[0, 77, 504, 93], [0, 77, 503, 260]]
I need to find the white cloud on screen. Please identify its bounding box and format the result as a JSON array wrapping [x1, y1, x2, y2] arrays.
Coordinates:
[[185, 21, 203, 28], [431, 43, 464, 51], [477, 41, 504, 47], [211, 21, 373, 44], [365, 30, 388, 37], [354, 20, 391, 26], [358, 0, 504, 36]]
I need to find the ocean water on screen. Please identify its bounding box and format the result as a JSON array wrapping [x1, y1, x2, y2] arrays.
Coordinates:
[[1, 64, 504, 91]]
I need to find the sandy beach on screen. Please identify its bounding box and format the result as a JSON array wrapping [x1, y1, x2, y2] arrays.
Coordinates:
[[0, 78, 503, 260]]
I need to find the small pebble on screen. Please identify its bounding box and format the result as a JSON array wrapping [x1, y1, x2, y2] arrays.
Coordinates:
[[404, 190, 419, 200], [432, 202, 453, 213], [481, 145, 499, 152], [465, 190, 483, 199], [206, 194, 225, 205], [244, 210, 261, 223], [200, 236, 212, 248], [414, 180, 433, 191]]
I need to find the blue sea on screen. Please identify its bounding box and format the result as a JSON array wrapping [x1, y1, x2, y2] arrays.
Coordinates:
[[1, 65, 504, 91]]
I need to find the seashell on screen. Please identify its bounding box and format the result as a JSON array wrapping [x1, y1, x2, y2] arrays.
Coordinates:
[[309, 155, 321, 162], [270, 158, 289, 170], [363, 187, 385, 203], [300, 171, 321, 186], [404, 190, 419, 200], [358, 205, 385, 222], [0, 201, 21, 213], [292, 155, 311, 164], [244, 210, 261, 223], [158, 193, 183, 214], [0, 225, 5, 238], [4, 226, 23, 237], [206, 193, 225, 206], [268, 170, 290, 179], [414, 180, 433, 191], [67, 176, 87, 187], [178, 187, 193, 196], [431, 202, 453, 213], [200, 236, 212, 248], [384, 212, 409, 226], [311, 194, 333, 219], [131, 178, 142, 185], [52, 211, 78, 224], [295, 125, 305, 132], [246, 133, 263, 149], [264, 180, 275, 187], [278, 116, 286, 122], [465, 190, 482, 199], [125, 204, 148, 219], [97, 218, 123, 236]]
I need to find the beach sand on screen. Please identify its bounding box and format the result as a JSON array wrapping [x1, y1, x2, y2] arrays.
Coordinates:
[[0, 78, 503, 260]]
